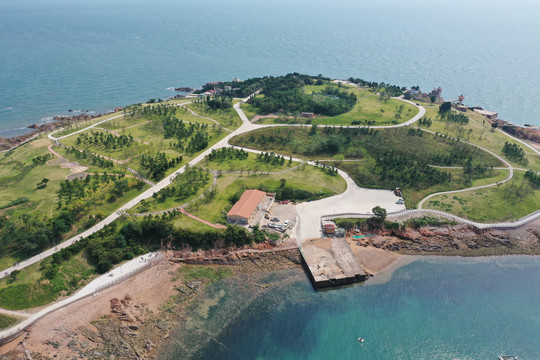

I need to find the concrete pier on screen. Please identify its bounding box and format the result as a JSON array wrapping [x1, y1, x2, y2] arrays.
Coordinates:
[[300, 237, 368, 289]]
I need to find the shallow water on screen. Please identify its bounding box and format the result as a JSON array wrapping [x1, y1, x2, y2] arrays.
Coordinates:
[[1, 0, 540, 136], [163, 256, 540, 360]]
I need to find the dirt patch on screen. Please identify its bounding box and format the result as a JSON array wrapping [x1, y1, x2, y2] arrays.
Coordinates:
[[60, 161, 80, 169], [66, 172, 87, 181], [46, 158, 68, 166], [70, 165, 88, 173], [3, 260, 181, 359]]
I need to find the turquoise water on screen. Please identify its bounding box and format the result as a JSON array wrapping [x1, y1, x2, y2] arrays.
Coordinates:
[[190, 257, 540, 360], [1, 0, 540, 137]]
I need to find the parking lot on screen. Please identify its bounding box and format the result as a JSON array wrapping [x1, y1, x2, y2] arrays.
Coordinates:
[[259, 202, 297, 237]]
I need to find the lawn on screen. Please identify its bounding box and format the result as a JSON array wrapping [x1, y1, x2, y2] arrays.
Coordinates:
[[189, 164, 346, 224], [416, 100, 540, 172], [0, 254, 96, 310], [424, 170, 540, 222], [0, 314, 17, 329], [0, 137, 71, 220], [185, 103, 242, 130], [50, 145, 126, 175], [60, 128, 150, 162], [172, 213, 215, 231]]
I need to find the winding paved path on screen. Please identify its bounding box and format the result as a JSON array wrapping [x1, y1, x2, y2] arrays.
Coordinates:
[[2, 84, 540, 343]]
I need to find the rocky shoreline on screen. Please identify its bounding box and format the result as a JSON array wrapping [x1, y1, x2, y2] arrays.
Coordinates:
[[0, 109, 123, 152]]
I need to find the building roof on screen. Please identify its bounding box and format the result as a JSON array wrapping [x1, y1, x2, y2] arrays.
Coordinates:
[[227, 189, 266, 220]]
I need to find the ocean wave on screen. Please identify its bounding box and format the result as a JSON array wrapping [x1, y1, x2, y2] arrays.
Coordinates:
[[165, 87, 176, 91], [0, 107, 13, 112]]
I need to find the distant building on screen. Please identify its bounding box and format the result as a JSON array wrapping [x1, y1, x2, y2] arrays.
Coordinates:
[[227, 189, 267, 224], [300, 112, 315, 118], [458, 94, 465, 105], [224, 86, 232, 91], [232, 78, 242, 82], [429, 86, 443, 102], [473, 109, 498, 120], [456, 104, 468, 112]]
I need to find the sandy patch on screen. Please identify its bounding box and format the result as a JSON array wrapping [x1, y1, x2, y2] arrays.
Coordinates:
[[60, 161, 79, 168], [348, 239, 402, 274], [46, 158, 68, 166], [66, 172, 87, 181], [70, 165, 88, 173]]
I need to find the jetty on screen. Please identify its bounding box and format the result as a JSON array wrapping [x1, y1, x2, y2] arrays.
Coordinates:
[[300, 237, 368, 289]]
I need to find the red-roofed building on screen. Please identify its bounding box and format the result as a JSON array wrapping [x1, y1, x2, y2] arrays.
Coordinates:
[[227, 189, 267, 224]]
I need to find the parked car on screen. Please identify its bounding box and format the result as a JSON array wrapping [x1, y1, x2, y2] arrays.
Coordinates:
[[284, 220, 290, 225], [279, 200, 290, 205], [271, 217, 280, 222], [396, 198, 404, 204]]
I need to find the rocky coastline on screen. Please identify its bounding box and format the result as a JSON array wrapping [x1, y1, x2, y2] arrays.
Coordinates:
[[0, 108, 123, 152]]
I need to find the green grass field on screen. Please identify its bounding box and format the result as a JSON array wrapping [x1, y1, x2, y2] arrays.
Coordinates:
[[60, 128, 150, 162], [172, 213, 215, 231], [416, 100, 540, 172], [185, 103, 242, 130], [0, 254, 96, 310], [189, 165, 346, 224], [0, 137, 71, 220], [424, 170, 540, 222], [0, 314, 17, 329], [201, 152, 299, 172]]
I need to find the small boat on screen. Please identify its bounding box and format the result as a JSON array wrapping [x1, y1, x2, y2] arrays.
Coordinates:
[[358, 337, 364, 343], [498, 356, 518, 360]]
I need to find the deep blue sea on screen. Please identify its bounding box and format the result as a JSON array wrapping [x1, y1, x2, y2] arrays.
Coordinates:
[[181, 257, 540, 360], [1, 0, 540, 137]]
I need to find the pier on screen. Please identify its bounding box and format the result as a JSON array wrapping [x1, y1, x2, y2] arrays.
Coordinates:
[[300, 237, 368, 289]]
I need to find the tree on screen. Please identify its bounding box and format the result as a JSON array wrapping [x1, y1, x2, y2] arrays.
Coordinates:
[[439, 102, 452, 114], [372, 206, 387, 222]]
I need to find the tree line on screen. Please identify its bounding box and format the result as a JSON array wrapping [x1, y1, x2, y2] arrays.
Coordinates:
[[76, 131, 134, 150], [140, 152, 183, 180], [502, 141, 528, 164], [207, 147, 249, 163]]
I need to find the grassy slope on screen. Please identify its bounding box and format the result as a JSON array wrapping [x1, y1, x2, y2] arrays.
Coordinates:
[[230, 126, 502, 166], [201, 152, 298, 172], [0, 254, 96, 310], [0, 314, 17, 329], [416, 100, 540, 172], [425, 171, 540, 222], [0, 137, 70, 220], [60, 128, 150, 161], [185, 103, 242, 130], [190, 165, 346, 224]]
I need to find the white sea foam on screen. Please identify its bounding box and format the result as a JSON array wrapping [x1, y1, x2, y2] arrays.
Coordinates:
[[0, 107, 13, 112]]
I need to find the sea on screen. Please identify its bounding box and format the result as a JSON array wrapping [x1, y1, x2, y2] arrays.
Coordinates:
[[163, 256, 540, 360], [1, 0, 540, 138]]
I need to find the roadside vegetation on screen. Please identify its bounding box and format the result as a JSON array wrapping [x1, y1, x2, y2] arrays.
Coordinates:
[[425, 170, 540, 222]]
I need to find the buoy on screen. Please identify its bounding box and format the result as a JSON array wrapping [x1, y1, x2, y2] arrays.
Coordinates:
[[358, 337, 364, 343]]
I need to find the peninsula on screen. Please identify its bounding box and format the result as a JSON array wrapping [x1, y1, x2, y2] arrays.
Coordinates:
[[1, 73, 540, 359]]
